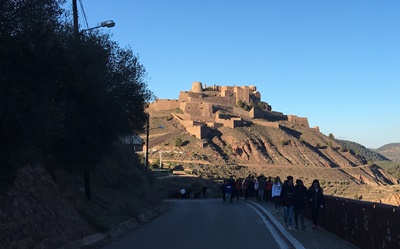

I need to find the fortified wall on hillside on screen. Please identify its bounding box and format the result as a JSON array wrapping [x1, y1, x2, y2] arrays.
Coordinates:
[[149, 82, 310, 139]]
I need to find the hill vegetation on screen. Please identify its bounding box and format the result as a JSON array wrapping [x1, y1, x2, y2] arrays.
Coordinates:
[[375, 143, 400, 162], [336, 140, 390, 162], [0, 0, 151, 198], [374, 161, 400, 179]]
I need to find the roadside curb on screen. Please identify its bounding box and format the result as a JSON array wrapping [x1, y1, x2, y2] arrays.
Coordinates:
[[57, 201, 172, 249], [244, 200, 305, 249]]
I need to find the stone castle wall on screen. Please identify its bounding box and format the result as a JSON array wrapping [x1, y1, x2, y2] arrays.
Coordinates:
[[178, 92, 190, 102], [185, 125, 211, 139], [252, 119, 281, 129], [201, 95, 235, 107], [287, 115, 309, 127], [234, 86, 250, 104], [232, 107, 252, 118], [149, 99, 180, 111], [249, 107, 265, 118], [149, 82, 309, 139], [171, 113, 211, 139], [180, 102, 214, 121]]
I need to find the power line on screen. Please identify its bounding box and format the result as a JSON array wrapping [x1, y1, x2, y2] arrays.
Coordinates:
[[78, 0, 89, 30]]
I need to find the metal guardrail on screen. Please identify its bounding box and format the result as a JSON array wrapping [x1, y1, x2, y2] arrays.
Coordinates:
[[307, 195, 400, 249]]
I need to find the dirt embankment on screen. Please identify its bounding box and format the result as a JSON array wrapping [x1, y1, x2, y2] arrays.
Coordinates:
[[0, 143, 166, 249], [0, 165, 96, 249]]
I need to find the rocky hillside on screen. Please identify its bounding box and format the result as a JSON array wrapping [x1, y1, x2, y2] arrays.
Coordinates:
[[375, 143, 400, 162], [147, 112, 373, 168], [146, 110, 400, 205]]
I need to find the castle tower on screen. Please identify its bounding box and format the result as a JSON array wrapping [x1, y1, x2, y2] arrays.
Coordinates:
[[191, 82, 203, 93]]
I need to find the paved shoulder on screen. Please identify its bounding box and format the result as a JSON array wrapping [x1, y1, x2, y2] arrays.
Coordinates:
[[246, 200, 359, 249], [102, 198, 280, 249]]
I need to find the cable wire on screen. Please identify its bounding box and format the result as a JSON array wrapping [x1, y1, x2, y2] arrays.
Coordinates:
[[78, 0, 89, 30]]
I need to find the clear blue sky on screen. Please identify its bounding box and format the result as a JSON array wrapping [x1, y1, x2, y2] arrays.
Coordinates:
[[72, 0, 399, 149]]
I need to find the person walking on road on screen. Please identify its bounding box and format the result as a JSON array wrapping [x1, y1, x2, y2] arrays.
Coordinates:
[[265, 177, 273, 201], [272, 176, 283, 213], [258, 176, 266, 202], [308, 179, 324, 229], [281, 176, 295, 231], [235, 178, 242, 200], [220, 180, 227, 203], [294, 179, 308, 230], [224, 179, 234, 204]]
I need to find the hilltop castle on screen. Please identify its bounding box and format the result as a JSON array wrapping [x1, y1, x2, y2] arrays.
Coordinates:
[[149, 82, 310, 139]]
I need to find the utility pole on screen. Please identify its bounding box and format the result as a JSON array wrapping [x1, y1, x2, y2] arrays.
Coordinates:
[[145, 115, 150, 168], [72, 0, 91, 201], [72, 0, 79, 37]]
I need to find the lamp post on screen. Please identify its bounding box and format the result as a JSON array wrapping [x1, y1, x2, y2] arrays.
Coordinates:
[[72, 0, 115, 201], [72, 0, 115, 34], [145, 116, 150, 168], [82, 20, 115, 32]]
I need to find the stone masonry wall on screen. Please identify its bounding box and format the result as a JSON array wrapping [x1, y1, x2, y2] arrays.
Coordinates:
[[252, 119, 281, 129], [149, 99, 180, 111], [180, 102, 214, 121], [185, 125, 211, 139], [287, 115, 310, 127]]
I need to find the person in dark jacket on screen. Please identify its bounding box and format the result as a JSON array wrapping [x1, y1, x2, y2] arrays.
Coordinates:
[[281, 176, 295, 231], [294, 179, 308, 230], [307, 179, 324, 229], [219, 180, 227, 203], [223, 179, 234, 204]]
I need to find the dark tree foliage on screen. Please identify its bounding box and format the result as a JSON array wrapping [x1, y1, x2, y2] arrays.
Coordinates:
[[336, 140, 390, 162], [0, 0, 67, 184], [374, 161, 400, 179], [0, 0, 152, 187]]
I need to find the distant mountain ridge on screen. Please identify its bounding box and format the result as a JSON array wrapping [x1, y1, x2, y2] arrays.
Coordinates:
[[336, 140, 390, 162], [375, 143, 400, 162]]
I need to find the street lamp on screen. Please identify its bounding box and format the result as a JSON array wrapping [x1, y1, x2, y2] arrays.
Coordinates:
[[71, 0, 115, 201], [72, 0, 115, 34], [82, 20, 116, 32]]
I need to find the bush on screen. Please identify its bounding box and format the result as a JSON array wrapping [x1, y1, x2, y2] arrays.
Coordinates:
[[175, 137, 183, 147], [173, 108, 183, 114]]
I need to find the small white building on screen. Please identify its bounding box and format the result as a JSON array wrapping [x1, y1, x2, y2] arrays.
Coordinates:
[[120, 134, 144, 152]]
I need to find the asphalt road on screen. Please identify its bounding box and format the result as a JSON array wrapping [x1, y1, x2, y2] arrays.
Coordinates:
[[102, 198, 281, 249]]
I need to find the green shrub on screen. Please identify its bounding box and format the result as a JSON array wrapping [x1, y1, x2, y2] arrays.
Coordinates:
[[175, 137, 183, 147], [173, 108, 183, 114]]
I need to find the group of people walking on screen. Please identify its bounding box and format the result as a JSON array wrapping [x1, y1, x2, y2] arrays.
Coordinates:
[[271, 176, 324, 230], [220, 175, 324, 231], [220, 175, 273, 203]]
